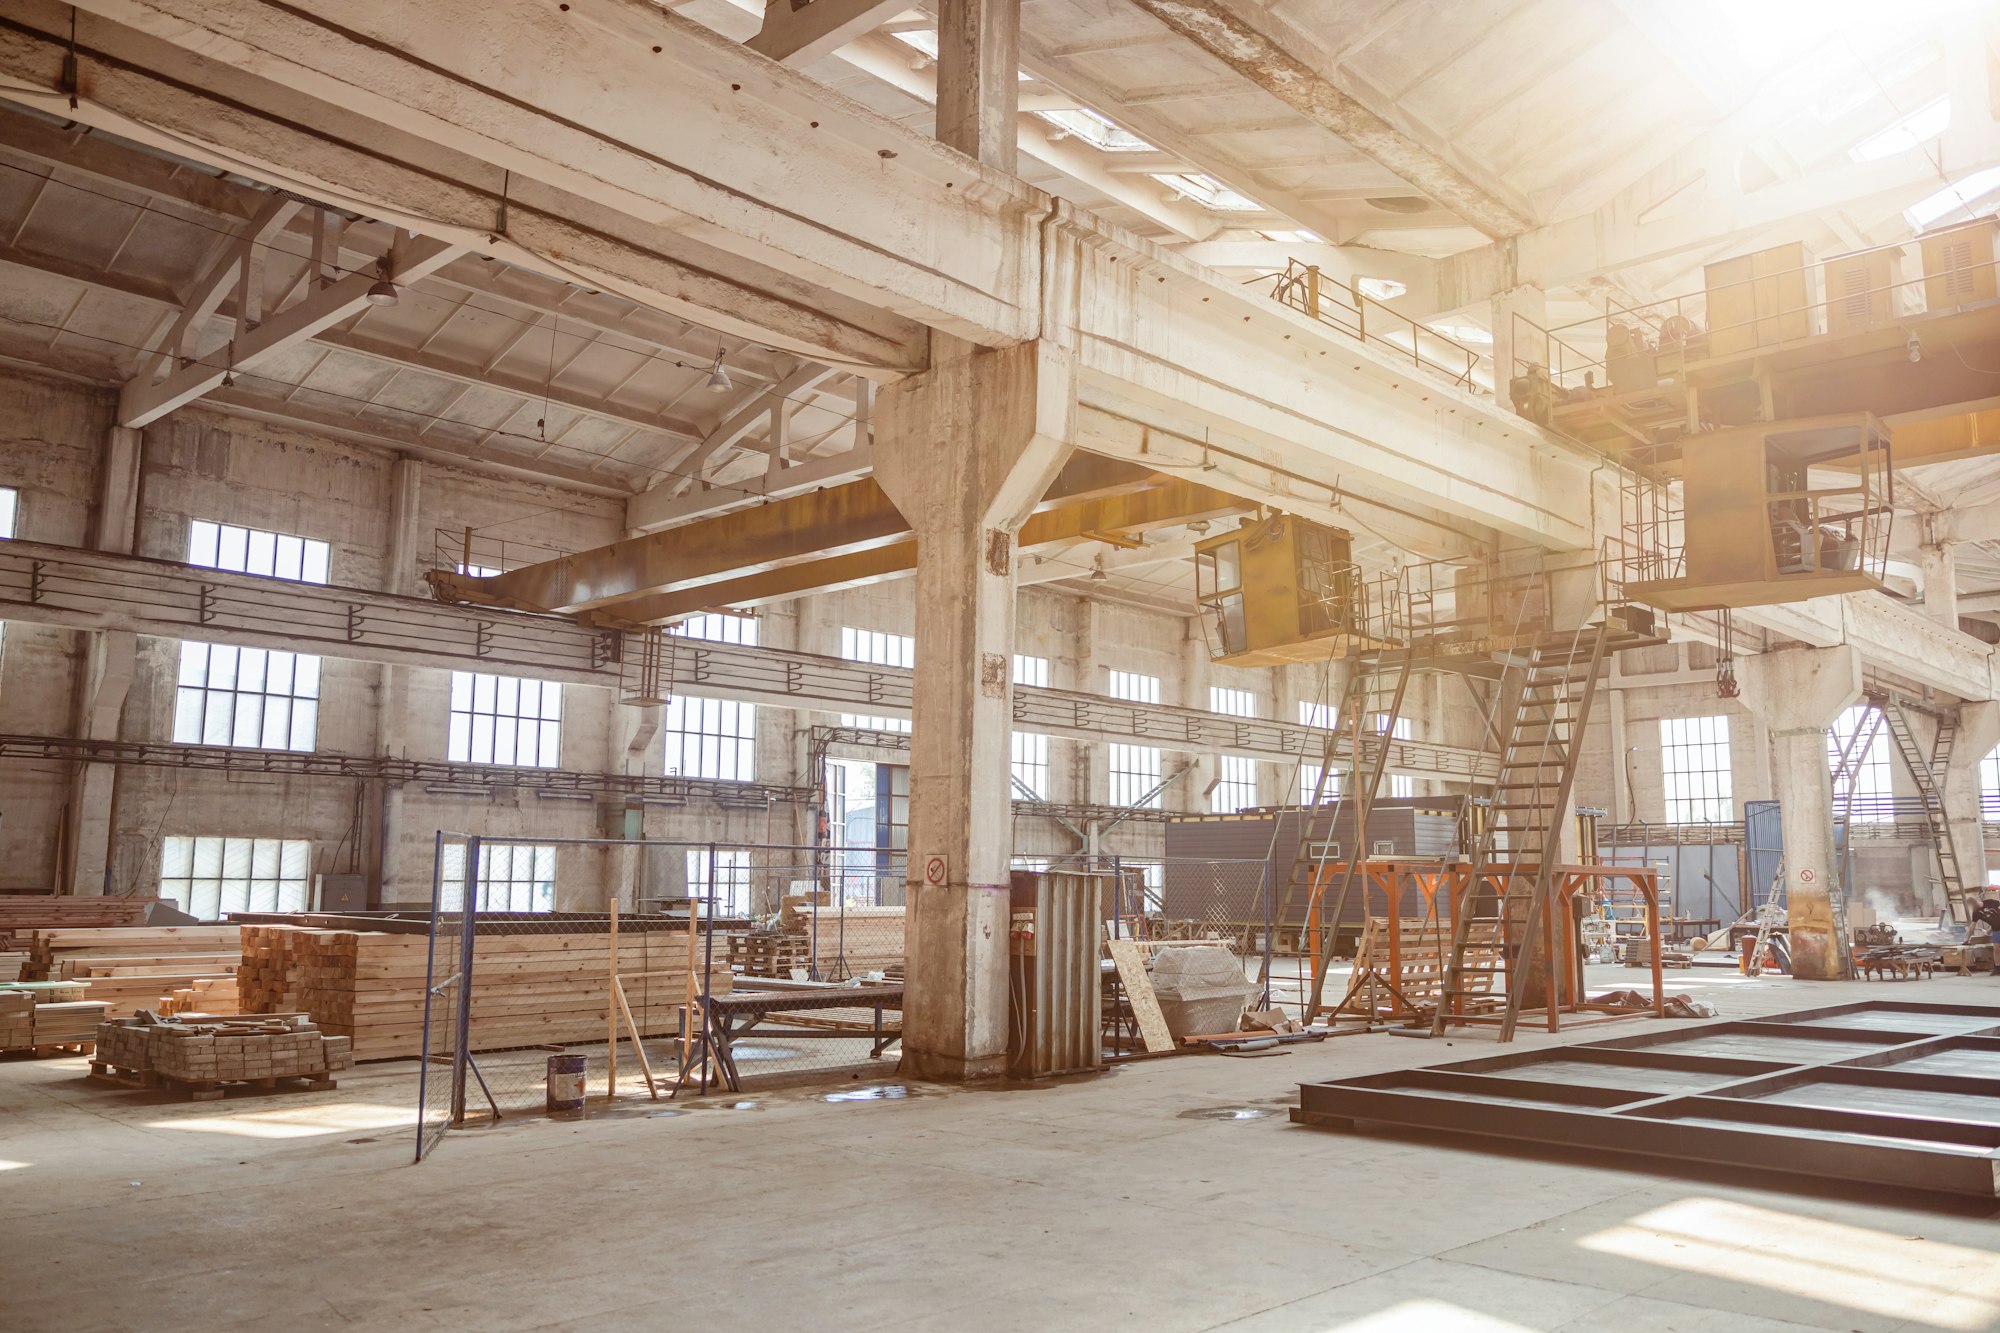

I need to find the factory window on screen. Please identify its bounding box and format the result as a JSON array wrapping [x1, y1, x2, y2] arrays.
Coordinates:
[[1012, 655, 1051, 799], [159, 835, 311, 920], [1982, 746, 2000, 820], [1298, 700, 1339, 804], [0, 486, 15, 655], [1209, 687, 1258, 813], [1108, 742, 1163, 807], [448, 672, 562, 768], [1661, 715, 1733, 823], [1827, 705, 1892, 821], [1107, 670, 1161, 705], [839, 626, 913, 732], [188, 519, 330, 584], [687, 848, 752, 916], [663, 615, 757, 781], [441, 842, 555, 913], [173, 644, 320, 751], [1379, 715, 1415, 799]]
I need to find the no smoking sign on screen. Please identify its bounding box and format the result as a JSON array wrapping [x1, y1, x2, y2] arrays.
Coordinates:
[[1798, 867, 1816, 884], [924, 854, 949, 886]]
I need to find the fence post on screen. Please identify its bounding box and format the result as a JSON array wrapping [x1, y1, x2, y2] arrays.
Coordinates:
[[415, 829, 446, 1163], [450, 834, 481, 1124], [699, 878, 718, 1095], [1260, 861, 1273, 1009]]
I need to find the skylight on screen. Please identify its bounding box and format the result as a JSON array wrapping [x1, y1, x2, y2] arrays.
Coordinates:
[[1259, 229, 1323, 244], [1035, 107, 1153, 153], [1850, 96, 1950, 162], [1152, 172, 1260, 212], [1356, 277, 1406, 301], [1906, 165, 2000, 230]]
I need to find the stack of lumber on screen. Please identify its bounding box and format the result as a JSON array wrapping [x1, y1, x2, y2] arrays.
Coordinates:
[[24, 927, 240, 1019], [93, 1017, 353, 1099], [0, 896, 157, 950], [28, 1000, 110, 1047], [785, 904, 905, 976], [236, 924, 303, 1011], [160, 978, 240, 1016], [0, 951, 25, 983], [0, 990, 31, 1047], [239, 925, 733, 1060]]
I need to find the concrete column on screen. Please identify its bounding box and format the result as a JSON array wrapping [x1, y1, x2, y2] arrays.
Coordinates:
[[94, 426, 143, 555], [1942, 700, 2000, 917], [64, 424, 145, 894], [1182, 617, 1214, 813], [371, 457, 424, 905], [1491, 284, 1547, 405], [936, 0, 1019, 172], [62, 630, 136, 895], [384, 457, 423, 595], [1920, 543, 1959, 629], [874, 337, 1074, 1080], [1737, 646, 1863, 979]]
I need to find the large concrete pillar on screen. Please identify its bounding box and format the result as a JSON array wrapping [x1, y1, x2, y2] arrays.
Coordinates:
[[64, 425, 144, 894], [1737, 646, 1863, 978], [1942, 700, 2000, 918], [371, 457, 424, 905], [874, 337, 1074, 1080]]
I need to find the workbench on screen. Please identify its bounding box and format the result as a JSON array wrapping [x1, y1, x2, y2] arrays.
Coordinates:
[[679, 982, 903, 1093]]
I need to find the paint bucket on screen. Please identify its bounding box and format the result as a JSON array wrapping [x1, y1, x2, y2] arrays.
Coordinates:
[[546, 1053, 587, 1112]]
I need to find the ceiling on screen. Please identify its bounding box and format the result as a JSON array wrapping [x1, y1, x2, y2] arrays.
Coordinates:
[[0, 0, 1997, 616]]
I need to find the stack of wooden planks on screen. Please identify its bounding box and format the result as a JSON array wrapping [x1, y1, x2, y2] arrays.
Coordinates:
[[0, 896, 157, 951], [786, 904, 905, 976], [237, 924, 733, 1060], [160, 978, 240, 1016], [23, 926, 240, 1019], [235, 924, 303, 1012]]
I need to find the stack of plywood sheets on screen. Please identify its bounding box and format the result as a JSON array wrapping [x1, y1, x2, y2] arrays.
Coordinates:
[[239, 924, 733, 1060]]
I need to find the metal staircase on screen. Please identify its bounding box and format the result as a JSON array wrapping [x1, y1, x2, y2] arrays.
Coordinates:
[[1263, 644, 1419, 993], [1431, 619, 1620, 1041], [1876, 695, 1972, 923]]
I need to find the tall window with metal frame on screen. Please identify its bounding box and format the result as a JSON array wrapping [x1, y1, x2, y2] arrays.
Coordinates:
[[1661, 715, 1734, 823], [839, 626, 914, 732], [159, 835, 311, 920], [1011, 654, 1051, 800], [174, 518, 328, 752], [662, 614, 758, 781], [1108, 670, 1164, 807], [448, 672, 563, 767], [441, 842, 556, 912], [1298, 700, 1339, 804], [1826, 704, 1892, 822], [1209, 685, 1258, 813]]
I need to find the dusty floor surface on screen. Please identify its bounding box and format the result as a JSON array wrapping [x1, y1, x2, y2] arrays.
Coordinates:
[[3, 966, 1997, 1332]]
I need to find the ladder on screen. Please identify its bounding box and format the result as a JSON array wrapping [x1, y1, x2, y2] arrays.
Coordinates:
[[1431, 619, 1617, 1041], [1877, 695, 1972, 922], [1263, 644, 1418, 995]]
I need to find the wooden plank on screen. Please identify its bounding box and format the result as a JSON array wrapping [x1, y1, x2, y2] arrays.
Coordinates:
[[1108, 939, 1175, 1054]]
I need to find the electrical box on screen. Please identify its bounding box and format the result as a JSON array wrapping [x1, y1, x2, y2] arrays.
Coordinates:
[[1921, 221, 1997, 312], [1006, 870, 1104, 1079], [1823, 248, 1894, 335], [1705, 241, 1816, 356], [1624, 415, 1892, 612], [315, 873, 368, 912], [1194, 514, 1369, 667]]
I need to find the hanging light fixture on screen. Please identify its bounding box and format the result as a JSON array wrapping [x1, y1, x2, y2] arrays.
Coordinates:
[[365, 256, 400, 307], [705, 348, 732, 393]]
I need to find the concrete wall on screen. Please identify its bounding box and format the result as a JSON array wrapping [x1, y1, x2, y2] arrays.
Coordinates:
[[0, 365, 1482, 911]]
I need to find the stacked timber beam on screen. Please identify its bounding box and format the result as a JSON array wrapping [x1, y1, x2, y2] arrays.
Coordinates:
[[0, 897, 157, 951], [238, 924, 732, 1060], [781, 901, 905, 977], [25, 926, 240, 1019]]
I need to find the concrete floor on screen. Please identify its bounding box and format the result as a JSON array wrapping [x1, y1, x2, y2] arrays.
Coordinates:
[[4, 968, 1998, 1332]]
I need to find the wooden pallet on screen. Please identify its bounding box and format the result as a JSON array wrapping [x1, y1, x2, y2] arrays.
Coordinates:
[[89, 1061, 336, 1101], [3, 1041, 94, 1058]]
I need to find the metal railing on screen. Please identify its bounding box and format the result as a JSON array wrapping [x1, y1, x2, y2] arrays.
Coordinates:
[[1251, 260, 1492, 394], [1511, 216, 2000, 395]]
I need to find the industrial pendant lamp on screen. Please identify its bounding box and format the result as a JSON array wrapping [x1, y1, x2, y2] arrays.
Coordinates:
[[365, 256, 400, 307], [705, 348, 732, 393]]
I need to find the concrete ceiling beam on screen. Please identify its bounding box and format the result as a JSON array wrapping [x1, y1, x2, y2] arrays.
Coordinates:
[[747, 0, 911, 65], [1119, 0, 1534, 239]]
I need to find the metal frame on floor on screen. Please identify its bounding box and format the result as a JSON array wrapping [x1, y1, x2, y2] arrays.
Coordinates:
[[1292, 1000, 2000, 1197]]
